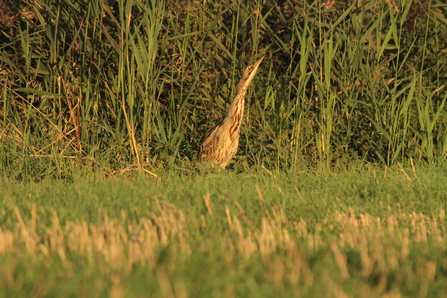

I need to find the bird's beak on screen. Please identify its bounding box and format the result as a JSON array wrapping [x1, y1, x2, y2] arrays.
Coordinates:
[[246, 55, 265, 81], [252, 55, 265, 69]]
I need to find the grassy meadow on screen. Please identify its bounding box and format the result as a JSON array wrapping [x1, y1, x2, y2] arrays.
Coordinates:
[[0, 165, 447, 297], [1, 0, 447, 297]]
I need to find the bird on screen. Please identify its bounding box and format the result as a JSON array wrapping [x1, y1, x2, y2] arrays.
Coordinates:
[[197, 55, 265, 168]]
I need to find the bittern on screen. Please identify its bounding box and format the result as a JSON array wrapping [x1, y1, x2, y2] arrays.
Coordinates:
[[197, 56, 264, 168]]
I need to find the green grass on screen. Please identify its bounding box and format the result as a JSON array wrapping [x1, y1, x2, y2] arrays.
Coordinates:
[[0, 165, 446, 297], [1, 0, 447, 296]]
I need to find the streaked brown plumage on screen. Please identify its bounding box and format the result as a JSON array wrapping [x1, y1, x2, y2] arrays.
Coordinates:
[[197, 56, 264, 168]]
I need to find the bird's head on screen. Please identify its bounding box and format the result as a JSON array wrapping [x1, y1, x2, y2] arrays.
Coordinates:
[[236, 56, 265, 94]]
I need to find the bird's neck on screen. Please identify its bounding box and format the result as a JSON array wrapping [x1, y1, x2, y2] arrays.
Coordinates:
[[228, 90, 246, 116], [224, 90, 246, 138]]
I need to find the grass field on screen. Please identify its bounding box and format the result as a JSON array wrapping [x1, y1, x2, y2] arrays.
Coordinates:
[[1, 0, 447, 297], [0, 165, 446, 297]]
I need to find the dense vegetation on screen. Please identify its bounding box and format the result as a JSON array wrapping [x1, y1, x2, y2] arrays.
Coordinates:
[[1, 1, 447, 297], [1, 0, 446, 179]]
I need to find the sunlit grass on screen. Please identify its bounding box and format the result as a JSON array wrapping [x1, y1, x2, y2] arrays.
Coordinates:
[[0, 165, 446, 297], [1, 1, 447, 295]]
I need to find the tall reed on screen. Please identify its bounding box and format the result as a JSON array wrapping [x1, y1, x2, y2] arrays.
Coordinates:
[[1, 0, 446, 179]]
